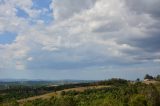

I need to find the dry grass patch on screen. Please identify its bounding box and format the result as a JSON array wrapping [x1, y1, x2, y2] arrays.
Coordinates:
[[18, 85, 109, 104]]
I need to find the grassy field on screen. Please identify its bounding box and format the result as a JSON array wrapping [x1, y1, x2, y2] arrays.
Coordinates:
[[18, 85, 109, 104]]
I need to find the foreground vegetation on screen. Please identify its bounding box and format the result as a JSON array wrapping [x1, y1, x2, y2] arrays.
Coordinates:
[[22, 83, 160, 106], [0, 74, 160, 106]]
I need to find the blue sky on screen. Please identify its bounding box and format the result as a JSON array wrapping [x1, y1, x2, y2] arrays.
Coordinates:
[[0, 32, 17, 44], [16, 7, 29, 18], [32, 0, 52, 9], [0, 0, 160, 80]]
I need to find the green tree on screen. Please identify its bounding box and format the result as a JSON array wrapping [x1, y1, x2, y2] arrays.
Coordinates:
[[144, 74, 153, 80], [156, 75, 160, 81], [136, 78, 140, 82]]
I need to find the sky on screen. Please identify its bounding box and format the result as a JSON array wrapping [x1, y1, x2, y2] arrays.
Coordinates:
[[0, 0, 160, 80]]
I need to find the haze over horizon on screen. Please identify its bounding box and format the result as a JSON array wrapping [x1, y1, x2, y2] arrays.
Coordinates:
[[0, 0, 160, 80]]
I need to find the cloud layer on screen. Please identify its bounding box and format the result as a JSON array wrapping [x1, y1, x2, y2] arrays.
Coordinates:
[[0, 0, 160, 80]]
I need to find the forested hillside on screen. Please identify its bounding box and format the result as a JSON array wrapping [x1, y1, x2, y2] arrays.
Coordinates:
[[0, 75, 160, 106]]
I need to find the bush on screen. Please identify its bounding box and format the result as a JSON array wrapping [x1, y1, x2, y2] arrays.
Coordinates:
[[129, 94, 147, 106]]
